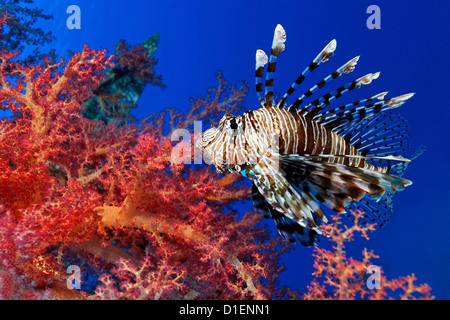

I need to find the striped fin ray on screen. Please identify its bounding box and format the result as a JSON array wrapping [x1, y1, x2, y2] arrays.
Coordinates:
[[280, 156, 383, 202], [304, 158, 412, 195], [346, 113, 411, 167], [276, 154, 388, 217], [348, 147, 425, 227], [252, 184, 320, 246], [264, 24, 287, 107], [305, 176, 365, 213], [278, 154, 369, 212], [317, 93, 414, 131], [298, 72, 381, 117], [315, 94, 416, 165], [255, 49, 269, 106], [287, 153, 411, 163], [288, 56, 360, 110], [277, 154, 395, 223], [278, 39, 337, 108], [313, 91, 388, 124]]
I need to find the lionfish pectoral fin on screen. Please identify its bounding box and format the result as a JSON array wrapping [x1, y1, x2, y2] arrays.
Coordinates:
[[251, 183, 320, 247], [278, 154, 413, 214], [252, 156, 326, 231], [251, 183, 272, 219]]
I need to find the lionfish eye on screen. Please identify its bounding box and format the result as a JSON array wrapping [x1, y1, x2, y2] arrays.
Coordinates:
[[230, 119, 238, 130]]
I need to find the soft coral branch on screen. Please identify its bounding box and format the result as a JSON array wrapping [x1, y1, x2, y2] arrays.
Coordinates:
[[303, 210, 433, 300], [148, 71, 248, 139]]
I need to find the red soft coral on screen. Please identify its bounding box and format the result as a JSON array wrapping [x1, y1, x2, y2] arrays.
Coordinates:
[[0, 39, 287, 300]]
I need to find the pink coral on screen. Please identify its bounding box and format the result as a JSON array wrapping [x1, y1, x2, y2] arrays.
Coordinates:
[[303, 211, 433, 300]]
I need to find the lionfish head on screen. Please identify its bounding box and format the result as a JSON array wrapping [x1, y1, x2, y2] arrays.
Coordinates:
[[195, 113, 244, 166]]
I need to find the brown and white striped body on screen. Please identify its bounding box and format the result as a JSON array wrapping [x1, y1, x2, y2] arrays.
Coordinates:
[[201, 107, 386, 175]]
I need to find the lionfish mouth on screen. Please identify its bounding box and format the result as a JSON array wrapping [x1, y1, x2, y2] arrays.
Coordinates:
[[195, 128, 216, 164]]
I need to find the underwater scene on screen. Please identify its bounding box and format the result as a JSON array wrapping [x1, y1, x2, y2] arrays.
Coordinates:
[[0, 0, 448, 301]]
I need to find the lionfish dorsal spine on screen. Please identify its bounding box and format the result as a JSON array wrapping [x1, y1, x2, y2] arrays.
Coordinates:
[[263, 24, 286, 107], [297, 72, 381, 117], [255, 49, 268, 105], [276, 39, 337, 108], [288, 55, 360, 111]]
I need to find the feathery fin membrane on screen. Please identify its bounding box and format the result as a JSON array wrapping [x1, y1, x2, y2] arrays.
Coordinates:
[[347, 146, 425, 228]]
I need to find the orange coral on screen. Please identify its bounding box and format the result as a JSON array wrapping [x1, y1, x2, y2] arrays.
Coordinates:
[[303, 211, 433, 300]]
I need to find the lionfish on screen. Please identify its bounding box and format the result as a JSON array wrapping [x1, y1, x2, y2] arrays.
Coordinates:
[[197, 25, 424, 246]]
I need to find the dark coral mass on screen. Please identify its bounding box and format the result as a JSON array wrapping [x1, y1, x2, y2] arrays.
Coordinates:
[[0, 0, 54, 63], [83, 34, 165, 125]]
